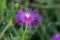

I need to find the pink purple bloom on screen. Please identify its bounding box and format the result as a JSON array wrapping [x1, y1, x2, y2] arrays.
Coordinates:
[[14, 8, 41, 27], [50, 33, 60, 40]]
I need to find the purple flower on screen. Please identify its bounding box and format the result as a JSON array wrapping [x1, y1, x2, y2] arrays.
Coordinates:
[[14, 8, 41, 27], [50, 33, 60, 40]]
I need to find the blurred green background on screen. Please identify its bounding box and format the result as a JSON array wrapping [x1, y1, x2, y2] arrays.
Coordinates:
[[0, 0, 60, 40]]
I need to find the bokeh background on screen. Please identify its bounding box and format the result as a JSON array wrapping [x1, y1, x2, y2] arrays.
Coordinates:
[[0, 0, 60, 40]]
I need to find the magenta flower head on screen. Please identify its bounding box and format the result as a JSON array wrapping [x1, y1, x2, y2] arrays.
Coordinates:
[[14, 8, 41, 28], [49, 33, 60, 40]]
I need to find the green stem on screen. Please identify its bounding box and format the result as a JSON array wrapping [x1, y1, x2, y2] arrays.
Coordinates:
[[0, 19, 12, 39], [21, 22, 28, 40]]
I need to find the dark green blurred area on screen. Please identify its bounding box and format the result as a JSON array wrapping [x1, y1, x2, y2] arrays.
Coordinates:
[[0, 0, 60, 40]]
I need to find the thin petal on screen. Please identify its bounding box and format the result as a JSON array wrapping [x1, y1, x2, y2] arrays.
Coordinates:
[[28, 21, 32, 28], [14, 18, 22, 24], [31, 9, 36, 14], [15, 10, 24, 17], [27, 8, 32, 13]]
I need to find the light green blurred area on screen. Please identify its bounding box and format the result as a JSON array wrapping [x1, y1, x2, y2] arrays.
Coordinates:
[[0, 0, 60, 40]]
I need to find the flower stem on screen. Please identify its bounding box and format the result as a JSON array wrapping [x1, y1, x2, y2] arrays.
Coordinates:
[[21, 22, 28, 40], [0, 19, 12, 39]]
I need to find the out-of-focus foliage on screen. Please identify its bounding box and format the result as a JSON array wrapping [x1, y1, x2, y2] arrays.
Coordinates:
[[0, 0, 60, 40]]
